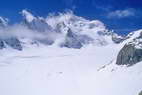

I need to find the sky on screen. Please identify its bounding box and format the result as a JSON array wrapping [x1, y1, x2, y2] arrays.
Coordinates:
[[0, 0, 141, 35]]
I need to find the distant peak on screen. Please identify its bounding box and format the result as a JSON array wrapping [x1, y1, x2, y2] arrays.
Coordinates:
[[0, 17, 8, 27], [21, 10, 36, 23]]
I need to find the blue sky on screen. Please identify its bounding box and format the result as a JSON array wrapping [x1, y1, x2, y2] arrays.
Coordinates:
[[0, 0, 141, 35]]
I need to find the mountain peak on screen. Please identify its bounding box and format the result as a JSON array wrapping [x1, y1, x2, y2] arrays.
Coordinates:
[[0, 16, 8, 27], [21, 10, 36, 23]]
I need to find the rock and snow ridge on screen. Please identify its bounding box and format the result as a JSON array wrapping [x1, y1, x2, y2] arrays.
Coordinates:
[[116, 29, 142, 66], [22, 10, 37, 23], [0, 16, 8, 27], [0, 10, 125, 50]]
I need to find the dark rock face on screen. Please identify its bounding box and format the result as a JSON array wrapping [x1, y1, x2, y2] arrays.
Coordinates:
[[37, 38, 54, 45], [112, 36, 124, 44], [0, 40, 5, 49], [61, 28, 93, 49], [116, 44, 142, 66], [97, 30, 125, 44], [0, 38, 22, 50], [62, 29, 83, 49], [4, 38, 22, 50], [139, 91, 142, 95]]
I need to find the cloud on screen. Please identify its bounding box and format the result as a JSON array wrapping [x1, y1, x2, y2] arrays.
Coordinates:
[[0, 24, 62, 44], [107, 8, 135, 19]]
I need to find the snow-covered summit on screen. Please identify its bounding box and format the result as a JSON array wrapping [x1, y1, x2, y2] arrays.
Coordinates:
[[46, 12, 105, 30], [21, 10, 53, 33], [45, 12, 125, 46], [0, 16, 8, 27], [21, 10, 36, 23]]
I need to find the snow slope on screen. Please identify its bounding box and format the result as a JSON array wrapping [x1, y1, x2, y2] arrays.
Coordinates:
[[0, 44, 141, 95]]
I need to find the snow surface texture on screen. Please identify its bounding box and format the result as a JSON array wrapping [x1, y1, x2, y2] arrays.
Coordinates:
[[0, 10, 141, 95], [0, 45, 142, 95]]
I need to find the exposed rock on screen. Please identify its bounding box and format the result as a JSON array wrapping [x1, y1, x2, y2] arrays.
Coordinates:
[[0, 40, 5, 49], [4, 38, 22, 50], [61, 28, 83, 49], [22, 10, 53, 33], [0, 16, 22, 50], [139, 91, 142, 95], [0, 17, 8, 27], [112, 33, 125, 44], [116, 44, 142, 66], [61, 28, 93, 49], [0, 37, 22, 50]]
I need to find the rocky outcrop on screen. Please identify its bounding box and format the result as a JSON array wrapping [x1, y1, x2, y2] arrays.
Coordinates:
[[116, 30, 142, 66], [0, 40, 5, 49], [0, 16, 22, 50], [4, 38, 22, 50], [62, 28, 83, 49], [0, 17, 8, 28], [112, 34, 125, 44], [0, 38, 22, 50], [61, 28, 93, 49], [116, 44, 142, 66], [139, 91, 142, 95], [22, 10, 53, 33]]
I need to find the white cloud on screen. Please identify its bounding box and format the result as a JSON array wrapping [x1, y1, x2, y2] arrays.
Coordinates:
[[0, 24, 62, 43], [107, 8, 135, 19]]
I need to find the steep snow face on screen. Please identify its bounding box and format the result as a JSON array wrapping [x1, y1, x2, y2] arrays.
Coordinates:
[[22, 10, 53, 32]]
